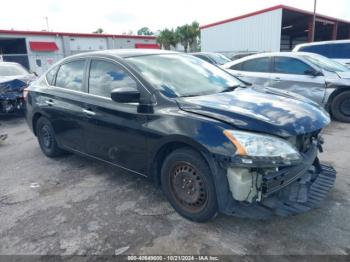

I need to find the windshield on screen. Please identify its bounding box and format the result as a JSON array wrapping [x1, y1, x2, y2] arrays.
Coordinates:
[[208, 53, 231, 65], [302, 54, 349, 73], [0, 64, 29, 76], [126, 54, 242, 97]]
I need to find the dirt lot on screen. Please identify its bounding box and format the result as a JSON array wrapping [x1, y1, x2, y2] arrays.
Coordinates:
[[0, 116, 349, 256]]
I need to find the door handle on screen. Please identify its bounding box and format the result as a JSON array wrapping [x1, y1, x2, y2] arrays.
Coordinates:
[[45, 100, 54, 106], [236, 73, 245, 77], [82, 109, 96, 117], [272, 77, 281, 82]]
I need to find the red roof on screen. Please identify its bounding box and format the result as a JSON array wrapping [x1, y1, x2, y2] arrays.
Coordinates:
[[200, 5, 350, 29], [135, 43, 160, 49], [29, 41, 59, 52], [0, 29, 156, 39]]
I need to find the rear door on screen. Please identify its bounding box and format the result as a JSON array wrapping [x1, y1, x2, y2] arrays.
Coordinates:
[[82, 58, 149, 175], [226, 57, 272, 86], [48, 59, 88, 152], [270, 56, 326, 104]]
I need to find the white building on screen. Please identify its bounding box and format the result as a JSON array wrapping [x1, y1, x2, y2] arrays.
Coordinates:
[[200, 5, 350, 56], [0, 29, 158, 74]]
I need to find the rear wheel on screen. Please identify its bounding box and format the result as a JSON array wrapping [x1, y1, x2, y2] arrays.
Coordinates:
[[161, 148, 218, 222], [331, 91, 350, 123], [36, 117, 65, 157]]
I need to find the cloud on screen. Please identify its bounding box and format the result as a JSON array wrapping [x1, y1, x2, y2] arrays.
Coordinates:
[[0, 0, 349, 34], [106, 11, 136, 24]]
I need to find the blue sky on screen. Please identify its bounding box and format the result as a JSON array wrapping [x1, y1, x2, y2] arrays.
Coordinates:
[[1, 0, 349, 34]]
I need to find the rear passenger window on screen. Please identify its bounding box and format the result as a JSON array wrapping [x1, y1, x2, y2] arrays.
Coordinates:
[[274, 57, 313, 75], [88, 60, 137, 98], [240, 58, 270, 73], [55, 60, 85, 91]]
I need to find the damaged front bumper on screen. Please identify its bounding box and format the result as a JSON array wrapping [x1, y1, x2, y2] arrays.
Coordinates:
[[216, 142, 336, 219]]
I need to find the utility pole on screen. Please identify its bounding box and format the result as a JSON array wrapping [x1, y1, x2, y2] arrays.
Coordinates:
[[311, 0, 317, 42], [44, 17, 50, 31]]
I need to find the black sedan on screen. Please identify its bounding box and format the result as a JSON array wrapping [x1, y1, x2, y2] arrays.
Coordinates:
[[25, 50, 336, 222]]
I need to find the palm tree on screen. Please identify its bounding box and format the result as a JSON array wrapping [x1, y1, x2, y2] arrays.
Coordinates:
[[156, 29, 178, 50], [188, 21, 200, 52], [175, 25, 191, 53]]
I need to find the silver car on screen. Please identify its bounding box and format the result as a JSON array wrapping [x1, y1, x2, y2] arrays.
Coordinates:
[[222, 52, 350, 122]]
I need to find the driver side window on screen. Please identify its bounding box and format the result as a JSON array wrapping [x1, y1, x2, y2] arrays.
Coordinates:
[[88, 60, 138, 98], [273, 57, 313, 75]]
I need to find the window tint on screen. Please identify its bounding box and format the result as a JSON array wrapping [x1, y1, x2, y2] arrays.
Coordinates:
[[300, 43, 350, 59], [194, 55, 212, 64], [274, 57, 313, 75], [300, 45, 330, 57], [240, 58, 270, 72], [230, 63, 242, 70], [88, 60, 137, 98], [330, 43, 350, 59], [55, 60, 85, 91], [46, 66, 58, 85]]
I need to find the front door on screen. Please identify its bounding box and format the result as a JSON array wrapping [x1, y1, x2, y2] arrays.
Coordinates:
[[82, 58, 149, 175], [270, 56, 326, 105]]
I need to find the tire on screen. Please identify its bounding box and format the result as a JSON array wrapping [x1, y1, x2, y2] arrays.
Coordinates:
[[161, 148, 218, 222], [331, 91, 350, 123], [36, 117, 65, 157]]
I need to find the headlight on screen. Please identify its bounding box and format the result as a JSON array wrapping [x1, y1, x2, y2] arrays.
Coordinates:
[[223, 130, 301, 163]]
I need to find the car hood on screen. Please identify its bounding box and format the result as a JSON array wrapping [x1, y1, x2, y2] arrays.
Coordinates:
[[176, 87, 330, 137], [0, 76, 28, 95]]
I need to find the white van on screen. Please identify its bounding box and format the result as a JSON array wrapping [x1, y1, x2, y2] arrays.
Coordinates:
[[293, 40, 350, 68]]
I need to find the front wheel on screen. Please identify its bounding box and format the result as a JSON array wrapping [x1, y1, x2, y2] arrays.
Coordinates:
[[161, 148, 218, 222], [331, 91, 350, 123]]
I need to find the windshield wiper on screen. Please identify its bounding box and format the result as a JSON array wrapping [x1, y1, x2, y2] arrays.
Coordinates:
[[220, 84, 244, 93]]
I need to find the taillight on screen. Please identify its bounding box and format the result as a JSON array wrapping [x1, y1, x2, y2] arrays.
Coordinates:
[[23, 87, 29, 99]]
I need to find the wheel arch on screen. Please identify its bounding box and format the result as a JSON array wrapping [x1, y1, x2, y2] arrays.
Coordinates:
[[326, 86, 350, 113], [32, 112, 43, 136], [148, 136, 218, 187]]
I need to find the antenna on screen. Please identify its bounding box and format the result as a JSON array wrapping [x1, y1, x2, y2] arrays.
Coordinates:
[[44, 16, 50, 31]]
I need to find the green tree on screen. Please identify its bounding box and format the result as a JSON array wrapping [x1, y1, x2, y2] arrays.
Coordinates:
[[156, 29, 178, 50], [137, 27, 153, 36], [188, 21, 200, 52], [93, 28, 104, 34], [175, 21, 200, 52], [175, 25, 191, 53]]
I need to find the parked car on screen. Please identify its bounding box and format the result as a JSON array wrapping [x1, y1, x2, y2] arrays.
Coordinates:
[[25, 50, 335, 222], [222, 52, 350, 122], [231, 52, 259, 61], [0, 62, 37, 114], [293, 40, 350, 68], [191, 52, 231, 66]]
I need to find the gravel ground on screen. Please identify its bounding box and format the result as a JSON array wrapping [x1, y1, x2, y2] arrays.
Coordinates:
[[0, 116, 349, 256]]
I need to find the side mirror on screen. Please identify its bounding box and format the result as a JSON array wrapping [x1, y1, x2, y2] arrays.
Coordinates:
[[111, 86, 140, 103], [304, 69, 323, 77]]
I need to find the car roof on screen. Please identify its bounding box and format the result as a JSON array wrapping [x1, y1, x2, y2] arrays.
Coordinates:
[[191, 52, 221, 56], [67, 49, 178, 60], [294, 39, 350, 50], [222, 52, 318, 68]]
